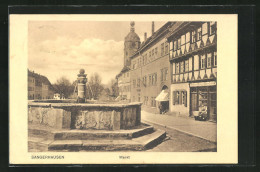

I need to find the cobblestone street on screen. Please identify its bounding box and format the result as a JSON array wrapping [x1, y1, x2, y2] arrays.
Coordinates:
[[142, 110, 217, 152]]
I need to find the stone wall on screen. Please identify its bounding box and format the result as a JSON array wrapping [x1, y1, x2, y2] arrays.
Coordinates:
[[28, 107, 71, 129], [28, 102, 142, 130]]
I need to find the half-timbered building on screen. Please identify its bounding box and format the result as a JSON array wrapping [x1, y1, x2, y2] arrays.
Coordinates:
[[167, 22, 217, 121]]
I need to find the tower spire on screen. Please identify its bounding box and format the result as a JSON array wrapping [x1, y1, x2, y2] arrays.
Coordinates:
[[130, 21, 135, 32]]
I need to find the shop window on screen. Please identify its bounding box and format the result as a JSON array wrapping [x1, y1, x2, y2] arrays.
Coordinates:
[[200, 55, 206, 69], [207, 53, 212, 68]]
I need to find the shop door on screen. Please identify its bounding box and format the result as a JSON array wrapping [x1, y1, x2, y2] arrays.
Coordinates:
[[208, 86, 217, 121], [190, 87, 198, 116]]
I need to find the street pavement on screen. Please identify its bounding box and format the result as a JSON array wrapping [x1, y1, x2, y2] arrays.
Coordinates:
[[141, 110, 217, 143], [145, 122, 216, 152]]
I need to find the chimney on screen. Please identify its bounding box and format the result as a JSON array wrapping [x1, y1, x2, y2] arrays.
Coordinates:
[[152, 21, 155, 35], [144, 32, 147, 41]]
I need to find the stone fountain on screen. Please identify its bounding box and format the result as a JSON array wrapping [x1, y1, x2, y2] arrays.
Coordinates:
[[28, 69, 166, 151]]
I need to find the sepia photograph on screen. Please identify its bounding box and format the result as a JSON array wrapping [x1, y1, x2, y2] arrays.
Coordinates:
[[27, 20, 217, 152], [9, 14, 237, 164]]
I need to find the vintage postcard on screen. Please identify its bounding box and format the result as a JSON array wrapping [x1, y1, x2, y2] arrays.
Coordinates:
[[9, 14, 238, 164]]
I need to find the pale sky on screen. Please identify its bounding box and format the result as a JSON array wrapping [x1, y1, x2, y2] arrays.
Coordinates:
[[28, 21, 166, 85]]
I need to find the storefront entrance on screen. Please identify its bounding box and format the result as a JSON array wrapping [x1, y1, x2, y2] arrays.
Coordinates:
[[190, 85, 217, 121]]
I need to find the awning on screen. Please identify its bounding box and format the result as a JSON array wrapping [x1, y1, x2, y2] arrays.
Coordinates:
[[115, 96, 121, 101], [155, 90, 169, 102]]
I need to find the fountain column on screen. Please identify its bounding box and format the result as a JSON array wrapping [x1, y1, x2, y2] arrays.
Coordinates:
[[77, 69, 87, 103]]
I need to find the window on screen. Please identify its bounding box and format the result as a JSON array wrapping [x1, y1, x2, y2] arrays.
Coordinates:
[[197, 27, 202, 41], [137, 78, 140, 87], [177, 38, 181, 49], [214, 51, 217, 66], [144, 54, 147, 64], [165, 68, 168, 81], [132, 61, 136, 69], [143, 76, 147, 86], [161, 43, 164, 56], [149, 75, 152, 86], [180, 61, 184, 73], [185, 60, 189, 72], [207, 53, 212, 68], [173, 90, 187, 106], [201, 54, 206, 69], [155, 73, 157, 85], [161, 69, 164, 81], [170, 41, 173, 50], [181, 35, 185, 45], [152, 74, 155, 85], [191, 30, 196, 43], [174, 40, 177, 51], [176, 63, 179, 74], [176, 91, 180, 104], [127, 72, 129, 77], [152, 49, 154, 59], [186, 32, 190, 43], [210, 22, 217, 35], [165, 42, 168, 54], [202, 22, 208, 35], [155, 47, 158, 56], [133, 80, 136, 88]]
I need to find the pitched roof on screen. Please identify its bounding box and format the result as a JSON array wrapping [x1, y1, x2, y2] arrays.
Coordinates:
[[116, 66, 130, 79], [28, 69, 55, 90], [130, 22, 175, 58]]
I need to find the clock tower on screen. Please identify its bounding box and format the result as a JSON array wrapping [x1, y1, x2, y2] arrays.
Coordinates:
[[124, 21, 140, 67]]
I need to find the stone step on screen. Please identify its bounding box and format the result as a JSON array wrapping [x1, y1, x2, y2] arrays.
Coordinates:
[[47, 129, 166, 151], [29, 125, 154, 140], [28, 137, 53, 152]]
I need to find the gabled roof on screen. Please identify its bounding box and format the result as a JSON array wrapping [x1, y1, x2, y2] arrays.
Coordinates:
[[116, 66, 130, 79], [130, 22, 175, 59], [28, 69, 55, 90]]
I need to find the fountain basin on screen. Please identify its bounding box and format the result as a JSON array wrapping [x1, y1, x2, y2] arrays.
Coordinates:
[[28, 100, 142, 130]]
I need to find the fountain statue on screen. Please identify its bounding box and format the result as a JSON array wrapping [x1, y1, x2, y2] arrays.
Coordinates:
[[77, 69, 87, 103]]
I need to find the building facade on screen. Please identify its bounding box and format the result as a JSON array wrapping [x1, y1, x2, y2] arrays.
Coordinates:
[[130, 22, 175, 112], [28, 70, 55, 100], [167, 22, 217, 121]]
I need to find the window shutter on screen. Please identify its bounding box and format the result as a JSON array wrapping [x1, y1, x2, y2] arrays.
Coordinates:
[[172, 91, 175, 105], [179, 91, 182, 105], [184, 91, 187, 107]]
